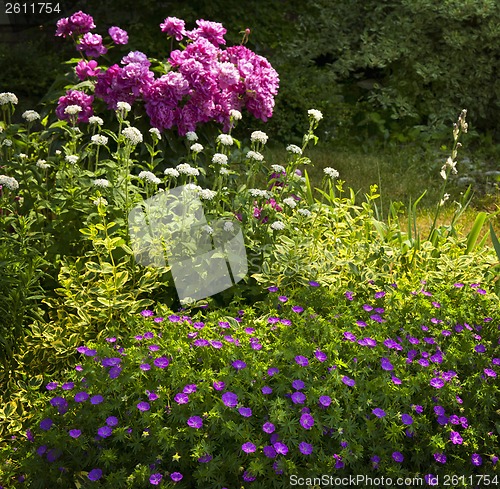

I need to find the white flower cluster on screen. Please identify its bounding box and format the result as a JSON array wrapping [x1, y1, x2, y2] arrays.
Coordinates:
[[270, 221, 285, 230], [93, 178, 110, 188], [164, 168, 180, 178], [116, 101, 131, 113], [0, 92, 18, 105], [149, 128, 161, 140], [122, 127, 143, 145], [89, 116, 104, 126], [271, 164, 286, 173], [298, 208, 312, 217], [198, 188, 217, 200], [219, 167, 230, 175], [212, 153, 228, 165], [190, 143, 204, 153], [22, 110, 40, 122], [230, 109, 242, 120], [2, 139, 12, 147], [440, 157, 458, 180], [65, 155, 79, 164], [186, 131, 198, 141], [308, 109, 323, 122], [93, 197, 108, 207], [440, 193, 450, 206], [201, 224, 214, 235], [217, 134, 233, 146], [251, 130, 268, 144], [176, 163, 200, 176], [138, 171, 161, 184], [324, 167, 339, 178], [36, 159, 50, 170], [0, 175, 19, 190], [91, 134, 108, 146], [18, 153, 28, 159], [286, 144, 302, 155], [184, 183, 202, 192], [249, 188, 270, 198], [223, 221, 235, 232], [64, 105, 82, 115], [283, 197, 297, 208], [246, 151, 264, 161]]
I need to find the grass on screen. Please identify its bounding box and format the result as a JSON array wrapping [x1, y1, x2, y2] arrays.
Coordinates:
[[267, 144, 500, 246]]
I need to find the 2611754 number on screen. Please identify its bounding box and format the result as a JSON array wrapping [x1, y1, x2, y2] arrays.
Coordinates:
[[4, 3, 60, 14]]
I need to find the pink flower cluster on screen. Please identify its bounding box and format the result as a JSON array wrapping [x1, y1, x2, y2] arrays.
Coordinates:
[[55, 90, 94, 123], [55, 13, 279, 134]]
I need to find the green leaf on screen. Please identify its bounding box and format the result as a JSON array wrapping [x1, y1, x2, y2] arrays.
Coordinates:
[[490, 223, 500, 262], [465, 212, 487, 254]]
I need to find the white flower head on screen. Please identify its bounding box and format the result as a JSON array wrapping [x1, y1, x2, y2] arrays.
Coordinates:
[[36, 159, 50, 170], [64, 105, 82, 115], [246, 150, 264, 161], [270, 221, 285, 231], [0, 175, 19, 190], [18, 153, 28, 159], [149, 128, 161, 140], [324, 167, 339, 178], [91, 134, 108, 146], [164, 168, 180, 178], [249, 188, 270, 198], [116, 101, 131, 114], [298, 208, 312, 217], [230, 109, 242, 120], [198, 188, 217, 200], [138, 171, 161, 184], [93, 197, 108, 207], [88, 116, 104, 126], [219, 167, 230, 175], [122, 127, 143, 145], [201, 224, 214, 235], [65, 155, 79, 164], [186, 131, 198, 142], [217, 134, 233, 146], [440, 193, 450, 206], [184, 183, 202, 192], [190, 143, 204, 153], [0, 92, 18, 105], [271, 164, 286, 173], [251, 130, 268, 144], [22, 110, 40, 122], [308, 109, 323, 122], [212, 153, 228, 165], [286, 144, 302, 155], [223, 221, 235, 232], [2, 139, 12, 147], [176, 163, 200, 176], [93, 178, 110, 188], [283, 197, 297, 208]]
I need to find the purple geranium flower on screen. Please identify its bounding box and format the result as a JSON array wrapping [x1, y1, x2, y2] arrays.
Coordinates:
[[174, 393, 189, 404], [97, 426, 112, 438], [319, 395, 331, 408], [232, 360, 247, 370], [149, 473, 162, 485], [299, 442, 313, 455], [450, 431, 463, 444], [170, 472, 183, 482], [187, 416, 203, 429], [242, 442, 256, 453], [69, 429, 81, 439], [401, 414, 413, 425], [106, 416, 118, 427], [295, 355, 309, 367], [239, 407, 252, 417], [74, 392, 89, 402], [262, 386, 273, 395], [300, 413, 314, 430], [88, 468, 102, 481], [292, 379, 305, 390], [434, 452, 447, 464], [213, 381, 225, 391], [90, 395, 104, 405], [40, 418, 53, 431], [273, 442, 289, 455], [291, 392, 306, 404], [263, 445, 277, 458], [392, 451, 404, 462], [262, 422, 275, 434], [315, 350, 327, 362], [137, 401, 150, 412], [341, 376, 355, 387], [381, 357, 394, 371], [471, 453, 482, 466], [430, 377, 444, 388], [372, 408, 386, 418], [308, 280, 320, 287], [153, 357, 169, 368], [221, 391, 238, 407]]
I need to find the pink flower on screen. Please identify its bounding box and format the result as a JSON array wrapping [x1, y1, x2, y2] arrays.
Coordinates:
[[187, 19, 227, 46], [109, 26, 128, 45], [77, 33, 108, 58], [75, 60, 100, 80], [160, 17, 186, 41], [56, 89, 94, 123]]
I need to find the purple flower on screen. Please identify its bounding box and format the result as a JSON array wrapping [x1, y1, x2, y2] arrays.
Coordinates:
[[392, 451, 404, 462], [268, 367, 279, 376], [187, 416, 203, 429], [242, 442, 256, 453], [75, 391, 89, 403], [188, 19, 227, 46], [372, 408, 386, 418], [149, 473, 162, 485], [401, 414, 413, 425], [345, 291, 354, 300], [40, 418, 53, 431], [97, 426, 112, 438], [413, 404, 424, 414], [319, 395, 331, 408], [61, 382, 74, 390], [46, 381, 58, 391], [292, 305, 304, 313], [109, 366, 122, 379], [183, 384, 197, 394], [475, 344, 486, 353], [450, 431, 463, 444], [242, 471, 256, 482], [295, 355, 309, 367], [344, 331, 356, 342], [90, 395, 104, 405], [140, 363, 151, 371], [484, 368, 497, 377], [141, 309, 154, 317], [77, 32, 108, 58], [88, 468, 102, 481], [471, 453, 482, 466], [292, 379, 305, 390], [137, 401, 150, 412], [154, 357, 169, 368], [268, 286, 278, 292], [69, 429, 81, 439], [374, 291, 386, 299], [198, 454, 213, 463], [291, 392, 306, 404], [263, 445, 277, 458], [262, 386, 273, 395], [430, 377, 444, 389], [160, 16, 186, 41], [315, 350, 327, 362], [300, 413, 314, 430], [232, 360, 247, 370], [174, 393, 189, 404], [381, 357, 394, 371], [273, 442, 289, 455], [170, 472, 183, 482], [341, 376, 355, 387], [299, 442, 313, 455], [434, 452, 447, 464], [222, 392, 238, 407], [106, 416, 118, 427], [109, 26, 128, 45], [213, 381, 225, 391], [56, 89, 94, 123], [308, 280, 320, 287], [239, 407, 252, 417], [262, 422, 275, 434]]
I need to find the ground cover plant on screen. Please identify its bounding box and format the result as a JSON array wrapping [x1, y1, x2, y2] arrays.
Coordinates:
[[1, 9, 500, 489]]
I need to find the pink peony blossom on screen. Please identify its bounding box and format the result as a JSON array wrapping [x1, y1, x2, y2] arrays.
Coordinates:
[[56, 90, 94, 123]]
